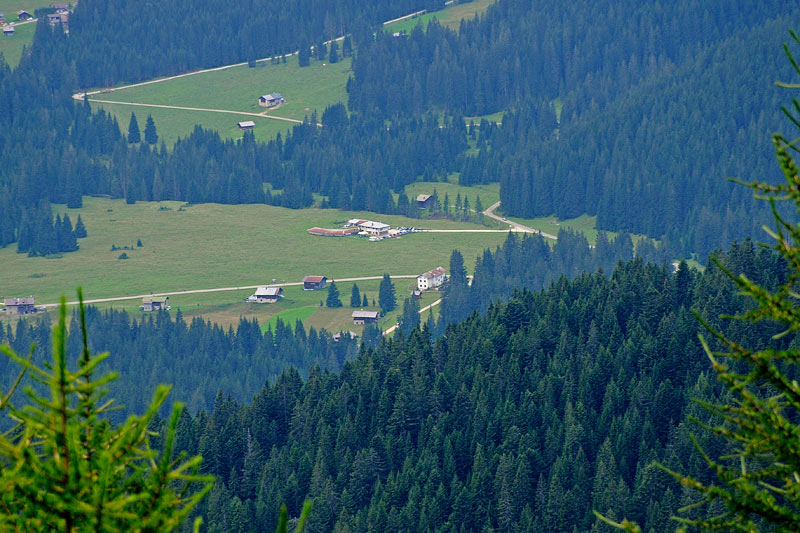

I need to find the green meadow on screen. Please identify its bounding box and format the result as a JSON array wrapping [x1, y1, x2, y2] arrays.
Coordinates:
[[0, 20, 34, 68], [93, 102, 293, 146], [403, 181, 501, 210], [91, 54, 350, 144], [384, 0, 495, 33], [0, 198, 509, 307]]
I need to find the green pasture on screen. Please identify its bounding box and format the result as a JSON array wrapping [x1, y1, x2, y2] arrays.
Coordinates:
[[94, 54, 350, 129], [0, 20, 34, 68], [403, 181, 501, 210], [0, 0, 52, 15], [92, 102, 293, 146], [384, 0, 495, 33], [0, 198, 509, 307], [464, 111, 505, 124]]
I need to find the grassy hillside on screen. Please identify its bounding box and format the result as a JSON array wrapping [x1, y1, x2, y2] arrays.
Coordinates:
[[93, 103, 294, 146], [0, 20, 34, 68], [403, 181, 501, 209], [0, 198, 509, 306], [91, 54, 350, 144], [384, 0, 495, 33]]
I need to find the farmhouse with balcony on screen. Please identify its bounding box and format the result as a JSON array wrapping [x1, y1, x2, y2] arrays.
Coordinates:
[[4, 297, 37, 315], [258, 93, 285, 108], [248, 286, 282, 303], [417, 267, 446, 291], [140, 296, 169, 311]]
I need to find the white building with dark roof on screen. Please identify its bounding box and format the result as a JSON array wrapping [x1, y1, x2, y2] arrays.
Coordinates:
[[417, 267, 446, 291]]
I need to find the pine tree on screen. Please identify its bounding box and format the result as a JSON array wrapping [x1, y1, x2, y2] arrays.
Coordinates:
[[326, 280, 342, 308], [399, 297, 420, 335], [363, 294, 369, 307], [350, 283, 361, 308], [144, 114, 158, 145], [379, 274, 396, 314], [127, 112, 141, 143]]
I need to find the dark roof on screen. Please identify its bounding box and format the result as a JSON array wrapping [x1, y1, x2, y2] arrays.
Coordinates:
[[4, 297, 34, 306], [352, 310, 379, 319], [303, 275, 326, 283]]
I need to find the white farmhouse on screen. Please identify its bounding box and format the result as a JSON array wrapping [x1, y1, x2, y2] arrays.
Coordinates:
[[417, 267, 446, 291]]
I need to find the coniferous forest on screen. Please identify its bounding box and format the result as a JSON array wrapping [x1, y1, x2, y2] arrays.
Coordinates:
[[3, 0, 800, 530]]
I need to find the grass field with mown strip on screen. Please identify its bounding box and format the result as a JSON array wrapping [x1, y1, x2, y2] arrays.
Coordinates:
[[384, 0, 495, 33], [100, 55, 350, 124], [92, 102, 293, 146], [506, 213, 652, 247], [0, 197, 509, 306]]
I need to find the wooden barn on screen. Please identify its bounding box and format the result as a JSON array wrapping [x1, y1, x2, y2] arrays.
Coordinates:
[[303, 275, 327, 290], [352, 310, 379, 325]]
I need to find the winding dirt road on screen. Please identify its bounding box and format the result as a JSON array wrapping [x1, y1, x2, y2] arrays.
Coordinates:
[[40, 275, 420, 308], [483, 201, 558, 240]]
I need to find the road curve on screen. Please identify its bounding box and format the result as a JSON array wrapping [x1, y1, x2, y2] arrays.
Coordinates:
[[483, 201, 558, 240], [40, 275, 420, 308], [383, 298, 442, 336]]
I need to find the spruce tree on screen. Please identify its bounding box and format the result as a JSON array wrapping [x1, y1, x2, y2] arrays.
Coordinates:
[[379, 274, 396, 314], [350, 283, 361, 308], [326, 280, 342, 308], [144, 114, 158, 145], [399, 297, 420, 335], [127, 112, 141, 143], [363, 294, 369, 307], [298, 44, 311, 67], [0, 293, 214, 530]]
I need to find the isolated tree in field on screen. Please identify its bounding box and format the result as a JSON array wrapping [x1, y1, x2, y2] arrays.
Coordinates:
[[326, 280, 342, 308], [315, 41, 327, 61], [362, 293, 369, 307], [73, 214, 87, 238], [144, 114, 158, 145], [601, 30, 800, 533], [379, 274, 396, 314], [350, 283, 361, 307], [127, 112, 141, 143], [0, 293, 214, 531]]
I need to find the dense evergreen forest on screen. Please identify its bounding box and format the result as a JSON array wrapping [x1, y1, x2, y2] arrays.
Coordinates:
[[59, 0, 436, 87], [348, 0, 797, 256], [153, 240, 787, 532]]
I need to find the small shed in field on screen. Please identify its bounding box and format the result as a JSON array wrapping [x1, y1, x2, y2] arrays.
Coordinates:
[[3, 26, 14, 36], [17, 10, 33, 20], [237, 121, 255, 130], [303, 275, 327, 290], [416, 194, 433, 209], [352, 310, 379, 325]]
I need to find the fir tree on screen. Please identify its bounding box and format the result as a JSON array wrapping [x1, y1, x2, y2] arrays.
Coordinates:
[[379, 274, 396, 314], [73, 215, 87, 238], [144, 114, 158, 145], [363, 294, 369, 307], [127, 112, 141, 143], [298, 44, 310, 67], [329, 40, 339, 64], [350, 283, 361, 308], [399, 296, 420, 335], [326, 280, 342, 308]]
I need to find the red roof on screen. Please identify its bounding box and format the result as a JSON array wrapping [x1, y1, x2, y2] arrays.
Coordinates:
[[303, 275, 326, 283]]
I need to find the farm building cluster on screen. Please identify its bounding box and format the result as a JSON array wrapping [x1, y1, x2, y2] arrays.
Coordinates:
[[308, 219, 422, 241], [2, 4, 70, 36], [3, 297, 40, 315], [259, 93, 285, 108]]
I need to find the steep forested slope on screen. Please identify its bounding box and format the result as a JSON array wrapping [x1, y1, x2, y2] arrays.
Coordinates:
[[349, 0, 797, 256], [160, 240, 790, 532]]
